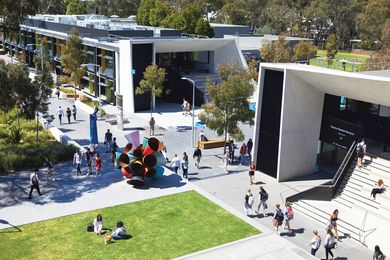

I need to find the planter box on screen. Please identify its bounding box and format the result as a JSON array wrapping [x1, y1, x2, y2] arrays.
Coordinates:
[[66, 93, 80, 98]]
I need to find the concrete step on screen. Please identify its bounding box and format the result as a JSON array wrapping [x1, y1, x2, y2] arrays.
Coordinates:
[[335, 187, 380, 210]]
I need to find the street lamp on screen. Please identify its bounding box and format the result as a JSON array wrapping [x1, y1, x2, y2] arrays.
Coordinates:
[[81, 63, 101, 107], [181, 77, 196, 148]]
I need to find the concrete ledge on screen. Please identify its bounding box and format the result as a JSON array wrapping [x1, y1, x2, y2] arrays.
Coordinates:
[[75, 100, 94, 115], [46, 125, 85, 152]]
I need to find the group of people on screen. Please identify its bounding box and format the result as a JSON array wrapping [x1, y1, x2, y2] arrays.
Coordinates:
[[73, 148, 103, 177], [244, 186, 270, 217], [227, 139, 253, 165], [56, 105, 77, 125], [169, 152, 190, 179], [91, 214, 127, 242], [181, 98, 192, 116]]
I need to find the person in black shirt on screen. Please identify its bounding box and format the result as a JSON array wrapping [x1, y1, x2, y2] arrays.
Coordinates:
[[193, 146, 202, 169]]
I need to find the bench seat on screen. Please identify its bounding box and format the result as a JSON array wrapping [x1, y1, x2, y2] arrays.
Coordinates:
[[198, 139, 228, 149]]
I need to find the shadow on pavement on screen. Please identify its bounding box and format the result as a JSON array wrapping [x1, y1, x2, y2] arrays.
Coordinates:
[[0, 219, 21, 232]]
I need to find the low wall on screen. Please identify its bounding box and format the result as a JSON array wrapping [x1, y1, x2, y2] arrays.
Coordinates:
[[75, 100, 94, 114]]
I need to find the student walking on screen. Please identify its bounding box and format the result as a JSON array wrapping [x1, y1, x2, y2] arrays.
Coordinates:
[[182, 152, 189, 179], [104, 129, 113, 153], [328, 209, 340, 240], [170, 154, 181, 174], [95, 153, 102, 176], [73, 150, 83, 176], [308, 230, 321, 256], [244, 189, 254, 216], [273, 203, 284, 235], [255, 186, 269, 217], [356, 138, 367, 168], [239, 143, 247, 165], [149, 116, 155, 136], [72, 105, 77, 121], [84, 148, 94, 176], [247, 138, 253, 162], [324, 228, 337, 260], [181, 99, 188, 115], [223, 151, 229, 174], [193, 146, 202, 169], [111, 137, 118, 163], [284, 202, 294, 233], [55, 87, 60, 99], [228, 140, 235, 163], [249, 161, 255, 184], [28, 169, 43, 199], [56, 106, 64, 125], [66, 107, 71, 124], [44, 157, 56, 180], [373, 245, 386, 260]]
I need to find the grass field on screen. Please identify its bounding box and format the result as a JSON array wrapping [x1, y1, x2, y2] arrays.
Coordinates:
[[0, 191, 260, 260], [310, 50, 370, 72]]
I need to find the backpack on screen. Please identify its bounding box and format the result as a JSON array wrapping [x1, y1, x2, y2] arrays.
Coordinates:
[[262, 192, 269, 201], [245, 195, 249, 203], [276, 209, 284, 221], [87, 223, 94, 232], [356, 144, 364, 154]]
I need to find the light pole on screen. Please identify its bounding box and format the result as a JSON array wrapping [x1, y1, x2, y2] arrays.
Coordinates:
[[181, 77, 196, 148], [81, 63, 101, 107]]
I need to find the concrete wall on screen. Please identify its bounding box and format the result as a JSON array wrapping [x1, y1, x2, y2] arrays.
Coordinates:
[[214, 40, 247, 70], [277, 71, 324, 181], [118, 40, 135, 114]]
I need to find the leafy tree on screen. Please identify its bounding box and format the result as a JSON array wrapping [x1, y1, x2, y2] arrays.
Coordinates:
[[61, 28, 86, 100], [198, 63, 255, 154], [217, 0, 251, 25], [326, 34, 338, 67], [136, 0, 157, 26], [33, 37, 52, 72], [381, 19, 390, 49], [95, 0, 141, 18], [293, 41, 317, 62], [260, 37, 291, 63], [180, 4, 204, 35], [195, 18, 214, 37], [0, 63, 14, 113], [135, 64, 166, 116], [149, 1, 171, 27], [38, 0, 66, 14], [65, 0, 86, 15]]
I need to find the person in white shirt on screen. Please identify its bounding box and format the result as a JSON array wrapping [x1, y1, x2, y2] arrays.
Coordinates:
[[112, 221, 126, 240], [29, 169, 43, 199], [56, 106, 64, 125], [73, 151, 82, 176], [308, 230, 321, 256], [244, 189, 254, 216], [93, 214, 108, 235], [199, 130, 208, 141], [170, 154, 181, 174]]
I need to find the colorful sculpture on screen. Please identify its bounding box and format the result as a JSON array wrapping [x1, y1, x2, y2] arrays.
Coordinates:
[[117, 137, 166, 186]]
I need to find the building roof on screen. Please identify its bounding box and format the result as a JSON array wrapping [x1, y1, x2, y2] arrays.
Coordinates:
[[259, 63, 390, 107], [210, 23, 249, 28]]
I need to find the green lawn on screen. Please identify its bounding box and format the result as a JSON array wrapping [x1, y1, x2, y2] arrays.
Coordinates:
[[0, 191, 260, 260], [311, 50, 370, 72]]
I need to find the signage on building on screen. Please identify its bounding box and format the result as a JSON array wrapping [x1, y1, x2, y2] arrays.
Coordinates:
[[320, 116, 362, 150]]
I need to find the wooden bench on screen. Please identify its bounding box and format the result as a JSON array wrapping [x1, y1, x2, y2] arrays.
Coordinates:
[[198, 139, 228, 149]]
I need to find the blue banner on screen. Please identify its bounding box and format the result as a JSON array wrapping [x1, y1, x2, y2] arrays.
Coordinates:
[[90, 114, 98, 144]]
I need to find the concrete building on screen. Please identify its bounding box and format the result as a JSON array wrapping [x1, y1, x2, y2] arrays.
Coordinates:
[[253, 63, 390, 182], [0, 15, 246, 114]]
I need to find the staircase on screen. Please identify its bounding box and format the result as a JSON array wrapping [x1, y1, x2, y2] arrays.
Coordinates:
[[293, 153, 390, 253], [181, 73, 220, 103]]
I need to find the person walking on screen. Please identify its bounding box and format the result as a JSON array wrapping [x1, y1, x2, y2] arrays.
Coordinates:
[[373, 245, 386, 260], [182, 152, 189, 179], [55, 87, 60, 99], [170, 154, 181, 174], [72, 105, 77, 121], [223, 151, 229, 174], [284, 202, 294, 233], [28, 169, 43, 199], [104, 129, 113, 153], [273, 203, 284, 235], [249, 161, 255, 184], [324, 228, 337, 260], [93, 104, 99, 116], [239, 143, 247, 165], [149, 116, 155, 136], [356, 138, 367, 168], [66, 107, 71, 124], [84, 148, 94, 176], [111, 137, 118, 163], [181, 98, 188, 115], [328, 209, 340, 240], [256, 186, 269, 217], [73, 150, 83, 176], [56, 106, 64, 125], [193, 146, 202, 169], [44, 157, 56, 181], [95, 153, 102, 176], [244, 189, 254, 216], [247, 138, 253, 162], [228, 140, 235, 164], [308, 230, 321, 256]]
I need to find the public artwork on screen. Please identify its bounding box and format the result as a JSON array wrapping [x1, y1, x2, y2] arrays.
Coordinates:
[[117, 137, 166, 186]]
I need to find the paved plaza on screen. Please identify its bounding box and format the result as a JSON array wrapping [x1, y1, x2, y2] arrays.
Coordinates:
[[0, 94, 375, 259]]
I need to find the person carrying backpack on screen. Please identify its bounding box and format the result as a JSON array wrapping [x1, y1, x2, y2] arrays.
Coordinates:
[[356, 138, 367, 168], [373, 245, 386, 260], [256, 186, 268, 217], [273, 203, 284, 235]]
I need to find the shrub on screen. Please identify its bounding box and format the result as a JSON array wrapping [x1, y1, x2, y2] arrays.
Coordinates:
[[9, 126, 24, 144]]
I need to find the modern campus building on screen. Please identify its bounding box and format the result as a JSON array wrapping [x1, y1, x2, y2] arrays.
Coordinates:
[[0, 15, 246, 114], [253, 63, 390, 182]]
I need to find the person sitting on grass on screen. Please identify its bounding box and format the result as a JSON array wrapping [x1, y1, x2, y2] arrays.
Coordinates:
[[112, 221, 126, 239], [94, 214, 110, 235]]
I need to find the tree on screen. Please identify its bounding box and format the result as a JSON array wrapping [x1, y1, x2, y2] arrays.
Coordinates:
[[260, 37, 291, 63], [217, 0, 251, 25], [293, 41, 317, 62], [65, 0, 86, 15], [149, 1, 171, 27], [135, 64, 166, 116], [326, 34, 338, 67], [136, 0, 158, 26], [381, 19, 390, 49], [38, 0, 66, 14], [95, 0, 141, 18], [198, 63, 255, 154], [61, 28, 86, 100], [195, 18, 214, 37], [0, 63, 14, 113]]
